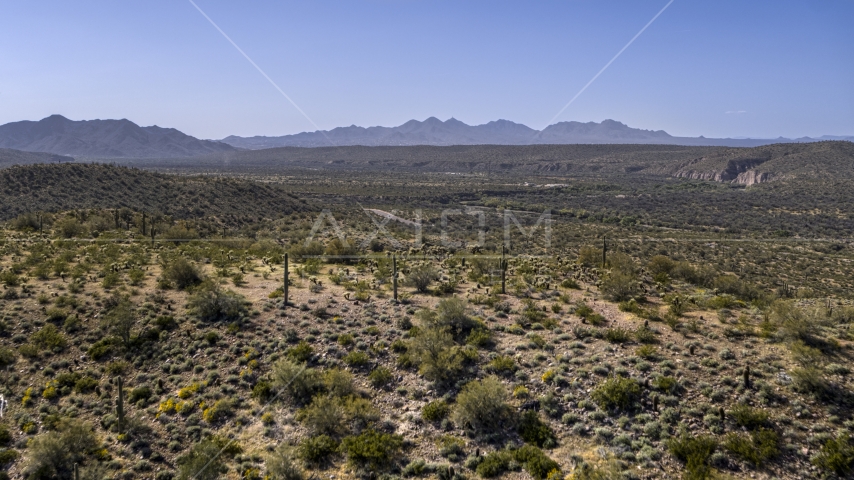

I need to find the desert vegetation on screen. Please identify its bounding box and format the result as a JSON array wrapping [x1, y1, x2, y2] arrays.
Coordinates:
[[1, 153, 853, 480]]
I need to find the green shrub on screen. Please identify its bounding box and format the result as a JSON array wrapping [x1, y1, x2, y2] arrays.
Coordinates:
[[337, 333, 354, 346], [791, 367, 835, 400], [769, 300, 819, 343], [202, 399, 234, 424], [475, 449, 514, 477], [187, 282, 247, 322], [422, 400, 451, 422], [74, 376, 99, 394], [270, 359, 321, 405], [340, 429, 403, 470], [723, 428, 779, 467], [154, 315, 178, 330], [44, 307, 67, 323], [0, 448, 19, 466], [129, 387, 152, 403], [265, 444, 304, 480], [591, 377, 641, 411], [101, 271, 121, 288], [437, 435, 465, 459], [406, 266, 438, 293], [297, 435, 339, 466], [648, 255, 675, 276], [475, 447, 559, 480], [452, 376, 514, 435], [251, 380, 273, 402], [320, 368, 355, 398], [729, 404, 769, 430], [30, 324, 67, 352], [297, 394, 378, 438], [409, 327, 462, 385], [514, 445, 560, 480], [342, 351, 370, 368], [368, 367, 393, 389], [161, 257, 203, 290], [486, 355, 517, 375], [667, 434, 717, 480], [466, 328, 494, 348], [0, 347, 16, 368], [604, 327, 631, 344], [297, 395, 349, 437], [518, 410, 557, 448], [812, 434, 854, 476], [18, 344, 40, 359], [0, 271, 19, 287], [100, 300, 137, 346], [601, 271, 640, 302], [635, 345, 657, 361], [0, 425, 11, 446], [652, 376, 679, 395], [286, 341, 313, 363], [575, 303, 605, 326], [634, 325, 656, 344], [87, 338, 116, 361], [22, 419, 100, 480], [177, 435, 241, 480]]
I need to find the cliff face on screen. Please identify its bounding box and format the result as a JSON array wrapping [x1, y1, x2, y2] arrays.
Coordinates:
[[673, 156, 774, 185], [734, 170, 774, 186]]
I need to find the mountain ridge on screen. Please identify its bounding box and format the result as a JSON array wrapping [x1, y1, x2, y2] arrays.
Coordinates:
[[221, 117, 854, 149], [0, 115, 237, 158]]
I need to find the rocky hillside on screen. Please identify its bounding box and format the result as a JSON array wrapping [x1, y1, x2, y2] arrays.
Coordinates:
[[0, 163, 313, 223], [670, 141, 854, 185], [0, 148, 73, 168], [0, 115, 237, 158], [139, 141, 854, 187]]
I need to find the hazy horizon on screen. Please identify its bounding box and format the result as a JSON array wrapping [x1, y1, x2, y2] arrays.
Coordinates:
[[2, 1, 852, 140]]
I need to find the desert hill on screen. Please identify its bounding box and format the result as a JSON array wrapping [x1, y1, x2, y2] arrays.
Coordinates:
[[0, 163, 312, 222], [0, 148, 74, 167], [0, 115, 237, 158], [151, 141, 854, 187]]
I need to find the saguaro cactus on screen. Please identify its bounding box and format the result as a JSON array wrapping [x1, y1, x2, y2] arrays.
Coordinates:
[[501, 246, 507, 295], [283, 253, 289, 306], [602, 236, 607, 269], [392, 255, 398, 300], [116, 376, 125, 433]]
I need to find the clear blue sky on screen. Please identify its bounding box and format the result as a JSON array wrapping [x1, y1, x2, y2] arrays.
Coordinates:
[[1, 0, 852, 139]]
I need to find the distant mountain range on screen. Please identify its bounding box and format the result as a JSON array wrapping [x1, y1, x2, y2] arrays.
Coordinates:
[[221, 117, 854, 149], [0, 115, 236, 158], [0, 115, 850, 160]]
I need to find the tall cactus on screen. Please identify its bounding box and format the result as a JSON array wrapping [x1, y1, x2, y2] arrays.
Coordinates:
[[116, 376, 124, 434], [501, 246, 507, 295], [283, 253, 289, 306], [392, 255, 398, 300], [602, 236, 607, 269]]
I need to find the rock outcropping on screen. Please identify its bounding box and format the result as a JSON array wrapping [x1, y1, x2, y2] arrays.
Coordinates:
[[674, 156, 774, 185]]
